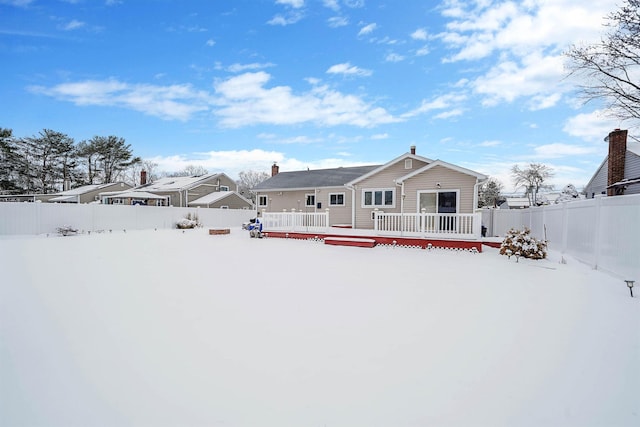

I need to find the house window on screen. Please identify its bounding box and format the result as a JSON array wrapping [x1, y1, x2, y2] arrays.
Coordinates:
[[220, 185, 229, 191], [405, 159, 412, 169], [305, 193, 315, 207], [329, 193, 345, 206], [362, 189, 395, 208], [258, 195, 268, 207], [220, 205, 229, 209]]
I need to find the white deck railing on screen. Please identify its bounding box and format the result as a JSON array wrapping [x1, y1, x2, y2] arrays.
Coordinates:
[[262, 211, 329, 232], [374, 212, 481, 239]]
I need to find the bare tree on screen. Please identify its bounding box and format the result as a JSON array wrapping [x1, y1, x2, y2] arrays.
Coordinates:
[[237, 170, 270, 202], [167, 165, 209, 177], [511, 163, 554, 205], [565, 0, 640, 132]]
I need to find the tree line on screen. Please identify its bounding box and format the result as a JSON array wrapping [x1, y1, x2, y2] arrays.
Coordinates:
[[0, 128, 141, 194]]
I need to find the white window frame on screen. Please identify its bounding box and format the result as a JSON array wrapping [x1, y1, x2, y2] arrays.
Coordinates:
[[362, 188, 395, 208], [405, 158, 412, 169], [416, 189, 460, 214], [257, 195, 268, 207], [329, 192, 345, 206], [305, 193, 315, 207], [220, 205, 229, 209], [220, 185, 230, 191]]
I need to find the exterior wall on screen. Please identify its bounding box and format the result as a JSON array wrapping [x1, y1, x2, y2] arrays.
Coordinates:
[[351, 158, 428, 229], [625, 152, 640, 195], [585, 152, 640, 197], [256, 186, 353, 226], [584, 160, 608, 198], [208, 194, 252, 209], [78, 183, 131, 204], [402, 165, 478, 213]]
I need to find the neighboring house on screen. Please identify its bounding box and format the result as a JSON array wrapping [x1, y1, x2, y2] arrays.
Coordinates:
[[102, 172, 239, 207], [188, 191, 253, 209], [584, 129, 640, 197], [499, 197, 531, 209], [0, 182, 132, 204], [253, 146, 488, 229]]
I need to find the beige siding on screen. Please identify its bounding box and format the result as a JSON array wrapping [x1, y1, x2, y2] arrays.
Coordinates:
[[79, 183, 131, 204], [402, 165, 478, 213], [209, 194, 252, 209], [353, 159, 429, 229], [256, 186, 354, 226]]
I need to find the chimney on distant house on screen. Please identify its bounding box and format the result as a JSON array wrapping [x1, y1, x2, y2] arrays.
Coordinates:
[[271, 163, 279, 177], [410, 145, 416, 155], [606, 129, 627, 196], [63, 179, 71, 191], [140, 170, 147, 185]]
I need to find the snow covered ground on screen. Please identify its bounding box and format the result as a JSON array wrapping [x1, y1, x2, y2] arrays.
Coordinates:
[[1, 228, 638, 427]]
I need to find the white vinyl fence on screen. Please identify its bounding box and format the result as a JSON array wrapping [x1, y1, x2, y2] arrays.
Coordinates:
[[0, 202, 255, 235], [482, 194, 640, 280], [261, 211, 329, 233]]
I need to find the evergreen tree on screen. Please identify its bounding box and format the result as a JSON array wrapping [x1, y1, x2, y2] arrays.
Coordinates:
[[0, 128, 21, 193]]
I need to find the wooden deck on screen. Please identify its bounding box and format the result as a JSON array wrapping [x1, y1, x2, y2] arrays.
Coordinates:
[[262, 230, 483, 252]]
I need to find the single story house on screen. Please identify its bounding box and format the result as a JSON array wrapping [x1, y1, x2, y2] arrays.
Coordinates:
[[584, 129, 640, 197], [188, 191, 253, 209], [102, 172, 239, 207], [252, 146, 488, 229], [0, 182, 132, 204]]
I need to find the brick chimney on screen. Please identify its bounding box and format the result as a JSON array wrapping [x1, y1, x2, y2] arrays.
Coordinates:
[[271, 163, 279, 177], [410, 145, 416, 155], [140, 170, 147, 185], [607, 129, 627, 196]]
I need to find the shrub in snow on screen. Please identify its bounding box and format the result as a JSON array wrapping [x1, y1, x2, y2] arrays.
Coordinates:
[[57, 225, 78, 236], [176, 213, 201, 229], [499, 227, 547, 260]]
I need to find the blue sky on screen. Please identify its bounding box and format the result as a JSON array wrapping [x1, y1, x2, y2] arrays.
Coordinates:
[[0, 0, 627, 190]]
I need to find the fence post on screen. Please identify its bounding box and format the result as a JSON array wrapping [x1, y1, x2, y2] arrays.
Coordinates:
[[593, 196, 603, 270]]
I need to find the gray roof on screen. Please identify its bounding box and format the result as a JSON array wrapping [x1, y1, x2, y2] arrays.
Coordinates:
[[253, 165, 381, 191]]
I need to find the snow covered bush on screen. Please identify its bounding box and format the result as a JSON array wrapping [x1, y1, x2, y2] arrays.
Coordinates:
[[499, 227, 547, 260], [176, 213, 201, 229], [56, 225, 78, 236]]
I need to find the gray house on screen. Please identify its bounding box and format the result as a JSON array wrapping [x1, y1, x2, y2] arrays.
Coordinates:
[[103, 172, 239, 207], [584, 129, 640, 197], [0, 182, 132, 204]]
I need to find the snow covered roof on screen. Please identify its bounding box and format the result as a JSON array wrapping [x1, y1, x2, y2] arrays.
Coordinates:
[[103, 191, 169, 200], [188, 191, 253, 206], [135, 173, 225, 191], [57, 182, 128, 196]]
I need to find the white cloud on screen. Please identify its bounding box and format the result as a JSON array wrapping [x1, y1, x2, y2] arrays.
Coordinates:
[[415, 45, 430, 56], [267, 11, 304, 26], [478, 140, 502, 147], [327, 16, 348, 27], [410, 28, 428, 41], [358, 23, 377, 36], [326, 62, 372, 77], [61, 19, 85, 31], [276, 0, 304, 8], [402, 93, 467, 118], [434, 108, 464, 120], [29, 79, 210, 121], [205, 39, 216, 47], [226, 62, 275, 73], [372, 133, 389, 140], [322, 0, 340, 11], [532, 143, 598, 159], [212, 71, 401, 128], [563, 110, 621, 142], [438, 0, 614, 109], [384, 53, 404, 62], [472, 52, 568, 108], [0, 0, 34, 6]]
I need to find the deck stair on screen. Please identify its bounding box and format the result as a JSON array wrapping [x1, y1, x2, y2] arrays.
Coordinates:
[[324, 236, 376, 248]]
